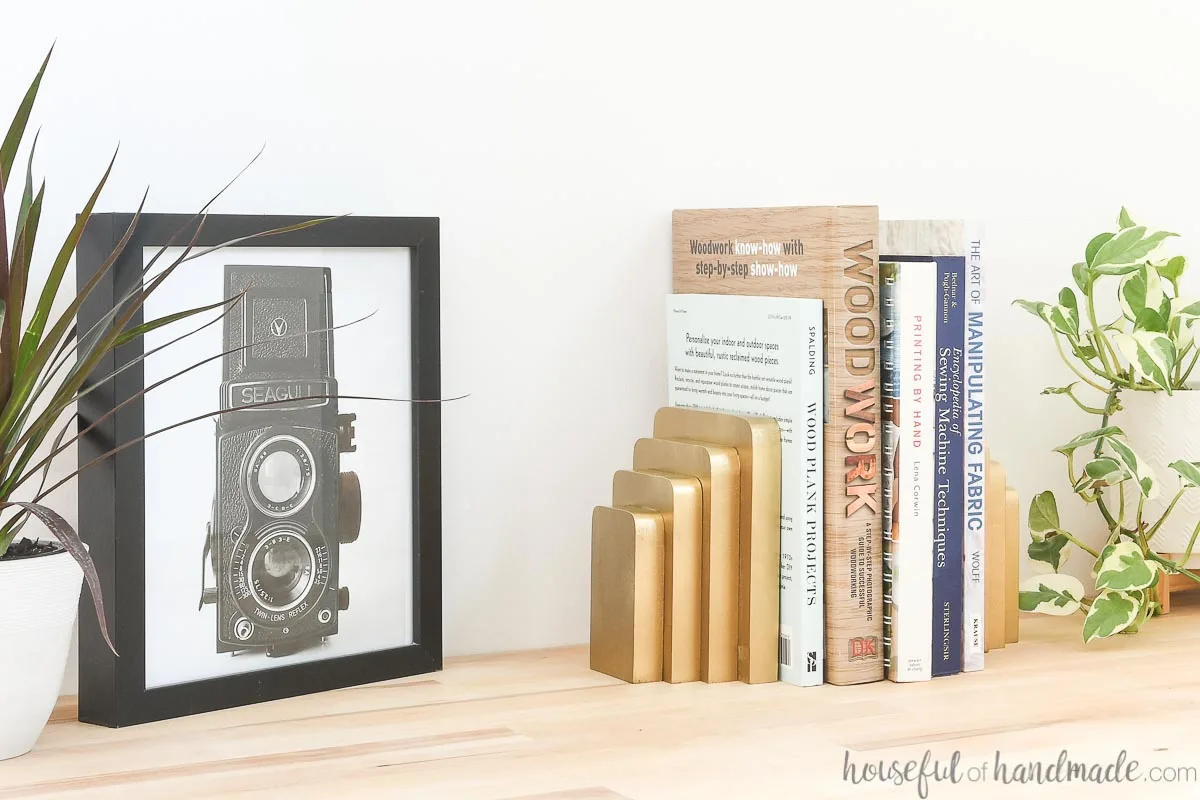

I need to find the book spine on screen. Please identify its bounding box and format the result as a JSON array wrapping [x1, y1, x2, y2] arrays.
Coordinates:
[[885, 263, 936, 682], [825, 216, 884, 684], [881, 265, 898, 680], [933, 257, 965, 676], [800, 312, 825, 686], [962, 225, 986, 672]]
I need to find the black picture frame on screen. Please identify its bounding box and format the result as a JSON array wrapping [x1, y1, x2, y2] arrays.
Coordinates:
[[74, 213, 442, 727]]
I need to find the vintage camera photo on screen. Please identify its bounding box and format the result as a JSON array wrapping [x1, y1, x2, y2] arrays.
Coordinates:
[[140, 247, 415, 689]]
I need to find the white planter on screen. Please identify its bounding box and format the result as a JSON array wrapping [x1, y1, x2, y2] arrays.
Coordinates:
[[1118, 388, 1200, 557], [0, 547, 82, 761]]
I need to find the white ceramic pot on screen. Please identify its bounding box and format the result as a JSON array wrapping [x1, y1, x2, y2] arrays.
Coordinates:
[[1118, 388, 1200, 557], [0, 546, 82, 761]]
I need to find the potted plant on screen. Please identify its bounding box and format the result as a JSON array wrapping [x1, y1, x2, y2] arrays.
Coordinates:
[[0, 50, 328, 760], [1014, 208, 1200, 642]]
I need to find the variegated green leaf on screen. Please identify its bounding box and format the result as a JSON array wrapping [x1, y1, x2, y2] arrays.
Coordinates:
[[1118, 207, 1136, 229], [1027, 490, 1061, 533], [1123, 596, 1153, 634], [1174, 297, 1200, 319], [1072, 261, 1093, 294], [1169, 459, 1200, 488], [1158, 255, 1187, 289], [1083, 589, 1142, 642], [1134, 309, 1168, 333], [1106, 436, 1159, 498], [1086, 232, 1115, 267], [1019, 574, 1085, 616], [1053, 426, 1124, 455], [1119, 265, 1168, 321], [1074, 456, 1132, 492], [1112, 330, 1176, 393], [1041, 382, 1078, 397], [1013, 299, 1052, 323], [1058, 287, 1080, 334], [1027, 532, 1070, 572], [1091, 226, 1178, 270], [1048, 305, 1079, 338], [1095, 541, 1158, 591]]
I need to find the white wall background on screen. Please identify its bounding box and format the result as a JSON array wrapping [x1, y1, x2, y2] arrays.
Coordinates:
[[6, 0, 1200, 693]]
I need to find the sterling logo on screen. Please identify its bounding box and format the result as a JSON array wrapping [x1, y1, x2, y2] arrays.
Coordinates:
[[270, 317, 289, 337]]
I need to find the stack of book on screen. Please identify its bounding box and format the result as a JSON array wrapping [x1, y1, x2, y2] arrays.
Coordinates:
[[655, 206, 990, 685]]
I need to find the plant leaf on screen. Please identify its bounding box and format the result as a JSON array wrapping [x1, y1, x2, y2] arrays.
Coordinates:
[[1013, 299, 1052, 322], [1107, 436, 1158, 498], [1072, 262, 1093, 294], [0, 501, 115, 655], [113, 293, 242, 348], [1086, 232, 1115, 267], [1074, 456, 1132, 492], [1058, 287, 1080, 333], [1134, 308, 1168, 333], [1083, 589, 1142, 642], [1028, 532, 1070, 572], [1112, 330, 1176, 394], [1091, 226, 1177, 270], [1028, 490, 1061, 533], [1158, 255, 1187, 289], [1095, 541, 1158, 592], [1123, 596, 1153, 634], [13, 147, 117, 376], [1169, 459, 1200, 488], [1119, 207, 1136, 229], [1120, 265, 1167, 321], [0, 46, 51, 184], [1053, 426, 1124, 455], [1019, 573, 1085, 616]]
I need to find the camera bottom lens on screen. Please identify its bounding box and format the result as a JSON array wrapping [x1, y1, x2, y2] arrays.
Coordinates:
[[248, 531, 315, 613]]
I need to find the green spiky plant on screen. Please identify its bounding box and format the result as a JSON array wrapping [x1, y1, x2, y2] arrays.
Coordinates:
[[0, 49, 338, 654], [1013, 207, 1200, 642]]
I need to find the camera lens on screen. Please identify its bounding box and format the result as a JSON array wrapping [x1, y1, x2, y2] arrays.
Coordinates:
[[248, 531, 315, 612], [258, 450, 303, 504], [246, 435, 316, 517]]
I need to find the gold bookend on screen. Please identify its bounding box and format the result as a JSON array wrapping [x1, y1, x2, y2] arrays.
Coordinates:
[[590, 505, 665, 684], [613, 469, 703, 683], [633, 437, 741, 683], [1005, 488, 1020, 644], [983, 456, 1022, 652], [651, 408, 782, 685], [984, 459, 1007, 652]]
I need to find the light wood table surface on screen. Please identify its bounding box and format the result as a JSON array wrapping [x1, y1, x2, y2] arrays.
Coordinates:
[[5, 603, 1200, 799]]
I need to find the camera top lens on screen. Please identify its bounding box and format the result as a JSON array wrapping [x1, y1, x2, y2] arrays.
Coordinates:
[[246, 434, 316, 517], [258, 450, 303, 503]]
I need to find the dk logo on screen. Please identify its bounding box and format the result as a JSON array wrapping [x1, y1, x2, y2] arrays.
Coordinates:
[[848, 636, 879, 660]]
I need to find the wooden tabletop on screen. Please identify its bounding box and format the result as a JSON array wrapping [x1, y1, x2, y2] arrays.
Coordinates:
[[5, 603, 1200, 799]]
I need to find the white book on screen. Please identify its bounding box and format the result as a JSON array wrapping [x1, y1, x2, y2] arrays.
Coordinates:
[[962, 222, 986, 672], [882, 261, 937, 682], [665, 292, 824, 686]]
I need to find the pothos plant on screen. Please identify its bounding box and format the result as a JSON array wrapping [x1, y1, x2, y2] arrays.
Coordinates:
[[1014, 207, 1200, 642]]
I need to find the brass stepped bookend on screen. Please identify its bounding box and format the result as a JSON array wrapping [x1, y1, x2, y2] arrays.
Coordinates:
[[633, 437, 741, 683], [651, 408, 783, 684], [983, 457, 1021, 651], [612, 469, 703, 683], [590, 505, 666, 684]]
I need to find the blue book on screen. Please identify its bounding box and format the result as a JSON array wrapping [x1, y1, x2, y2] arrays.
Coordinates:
[[880, 251, 965, 677]]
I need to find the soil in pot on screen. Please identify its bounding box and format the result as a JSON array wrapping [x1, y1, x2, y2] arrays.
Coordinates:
[[0, 538, 65, 560]]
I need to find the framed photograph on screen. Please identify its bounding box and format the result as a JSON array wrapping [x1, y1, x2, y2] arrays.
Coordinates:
[[74, 213, 442, 726]]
